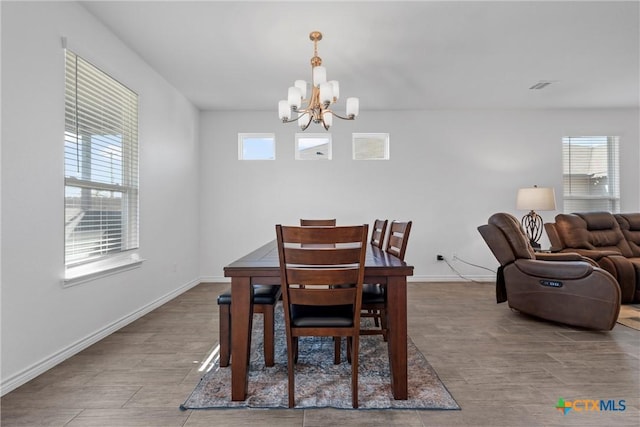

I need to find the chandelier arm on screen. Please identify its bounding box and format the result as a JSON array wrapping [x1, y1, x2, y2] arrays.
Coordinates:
[[324, 109, 355, 121], [281, 109, 311, 124], [300, 114, 313, 131]]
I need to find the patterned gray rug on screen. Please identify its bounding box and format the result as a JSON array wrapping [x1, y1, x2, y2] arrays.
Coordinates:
[[181, 304, 460, 410], [617, 304, 640, 331]]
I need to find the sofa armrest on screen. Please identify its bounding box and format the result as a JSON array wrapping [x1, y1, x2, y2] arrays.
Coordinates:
[[514, 259, 593, 280], [559, 248, 621, 261], [536, 252, 584, 261], [536, 252, 598, 266]]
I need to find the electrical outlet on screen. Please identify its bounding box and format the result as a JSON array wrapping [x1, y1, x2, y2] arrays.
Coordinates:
[[436, 254, 444, 261]]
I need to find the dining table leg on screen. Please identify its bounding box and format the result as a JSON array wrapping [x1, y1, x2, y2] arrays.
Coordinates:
[[231, 276, 253, 401], [386, 275, 408, 399]]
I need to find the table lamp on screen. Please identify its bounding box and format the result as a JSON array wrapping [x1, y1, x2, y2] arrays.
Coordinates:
[[516, 185, 557, 249]]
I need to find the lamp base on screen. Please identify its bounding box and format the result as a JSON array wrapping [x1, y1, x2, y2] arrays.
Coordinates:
[[521, 210, 543, 250]]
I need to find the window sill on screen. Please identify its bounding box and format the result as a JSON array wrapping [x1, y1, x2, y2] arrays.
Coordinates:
[[63, 253, 145, 288]]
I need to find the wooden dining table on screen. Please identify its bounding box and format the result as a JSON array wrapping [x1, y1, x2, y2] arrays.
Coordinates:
[[223, 240, 414, 401]]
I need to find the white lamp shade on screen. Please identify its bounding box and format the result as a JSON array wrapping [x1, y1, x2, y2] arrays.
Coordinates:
[[278, 100, 291, 120], [288, 87, 302, 109], [346, 97, 359, 117], [313, 66, 327, 86], [319, 82, 333, 104], [323, 111, 333, 128], [294, 80, 307, 99], [329, 80, 339, 100], [516, 187, 557, 211]]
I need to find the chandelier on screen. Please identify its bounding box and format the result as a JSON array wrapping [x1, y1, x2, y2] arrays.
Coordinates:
[[278, 31, 359, 131]]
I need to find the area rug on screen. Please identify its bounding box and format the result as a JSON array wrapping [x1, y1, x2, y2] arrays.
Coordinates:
[[181, 304, 459, 410], [617, 304, 640, 331]]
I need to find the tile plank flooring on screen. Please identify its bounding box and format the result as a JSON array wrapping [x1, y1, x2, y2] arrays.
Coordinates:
[[2, 282, 639, 426]]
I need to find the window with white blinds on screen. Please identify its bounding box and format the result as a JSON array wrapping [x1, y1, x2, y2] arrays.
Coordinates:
[[64, 50, 139, 268], [562, 136, 620, 213]]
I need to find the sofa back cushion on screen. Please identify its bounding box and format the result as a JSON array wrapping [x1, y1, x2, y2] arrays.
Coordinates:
[[488, 213, 536, 260], [615, 213, 640, 256], [555, 212, 632, 256]]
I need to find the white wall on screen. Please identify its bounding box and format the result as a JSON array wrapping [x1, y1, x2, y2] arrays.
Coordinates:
[[199, 109, 639, 281], [2, 0, 638, 398], [1, 2, 200, 393]]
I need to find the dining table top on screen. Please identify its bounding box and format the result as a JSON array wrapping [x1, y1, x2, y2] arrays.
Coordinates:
[[224, 240, 414, 277]]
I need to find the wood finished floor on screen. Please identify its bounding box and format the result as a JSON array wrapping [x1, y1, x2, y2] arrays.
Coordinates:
[[2, 282, 639, 426]]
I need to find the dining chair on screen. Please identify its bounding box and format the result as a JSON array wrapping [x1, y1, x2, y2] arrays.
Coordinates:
[[217, 284, 281, 367], [360, 220, 412, 340], [385, 220, 413, 260], [300, 218, 337, 226], [360, 219, 388, 330], [301, 218, 344, 362], [276, 224, 368, 408], [370, 219, 388, 249]]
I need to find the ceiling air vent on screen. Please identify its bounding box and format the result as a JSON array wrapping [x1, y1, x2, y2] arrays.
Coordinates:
[[529, 80, 555, 90]]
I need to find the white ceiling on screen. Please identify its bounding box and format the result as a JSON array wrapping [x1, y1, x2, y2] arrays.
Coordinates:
[[80, 1, 639, 112]]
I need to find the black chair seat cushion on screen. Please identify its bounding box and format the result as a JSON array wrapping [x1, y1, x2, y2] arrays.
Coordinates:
[[290, 304, 353, 327], [217, 285, 280, 305], [362, 283, 385, 304]]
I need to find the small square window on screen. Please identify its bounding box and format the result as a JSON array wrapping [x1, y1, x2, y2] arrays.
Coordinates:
[[238, 133, 275, 160], [295, 134, 332, 160], [353, 133, 389, 160]]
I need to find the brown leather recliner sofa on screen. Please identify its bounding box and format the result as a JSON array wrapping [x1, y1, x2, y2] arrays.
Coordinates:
[[545, 212, 640, 303], [479, 213, 620, 330]]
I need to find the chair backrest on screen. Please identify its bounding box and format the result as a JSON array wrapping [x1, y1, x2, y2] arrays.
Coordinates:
[[544, 222, 565, 252], [385, 220, 412, 260], [276, 224, 368, 317], [478, 213, 536, 266], [370, 219, 388, 249], [300, 218, 337, 226]]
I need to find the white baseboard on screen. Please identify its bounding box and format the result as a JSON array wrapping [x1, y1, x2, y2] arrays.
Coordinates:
[[199, 276, 230, 283], [0, 278, 201, 396], [409, 275, 495, 282]]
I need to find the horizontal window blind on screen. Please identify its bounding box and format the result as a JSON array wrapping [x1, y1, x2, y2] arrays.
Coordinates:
[[562, 136, 620, 213], [65, 50, 139, 267]]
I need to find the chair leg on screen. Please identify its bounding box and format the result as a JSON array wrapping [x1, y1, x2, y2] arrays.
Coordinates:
[[351, 335, 359, 408], [334, 337, 341, 364], [346, 337, 352, 364], [219, 304, 230, 367], [381, 308, 388, 342], [263, 304, 275, 367], [287, 336, 296, 408], [371, 309, 380, 327]]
